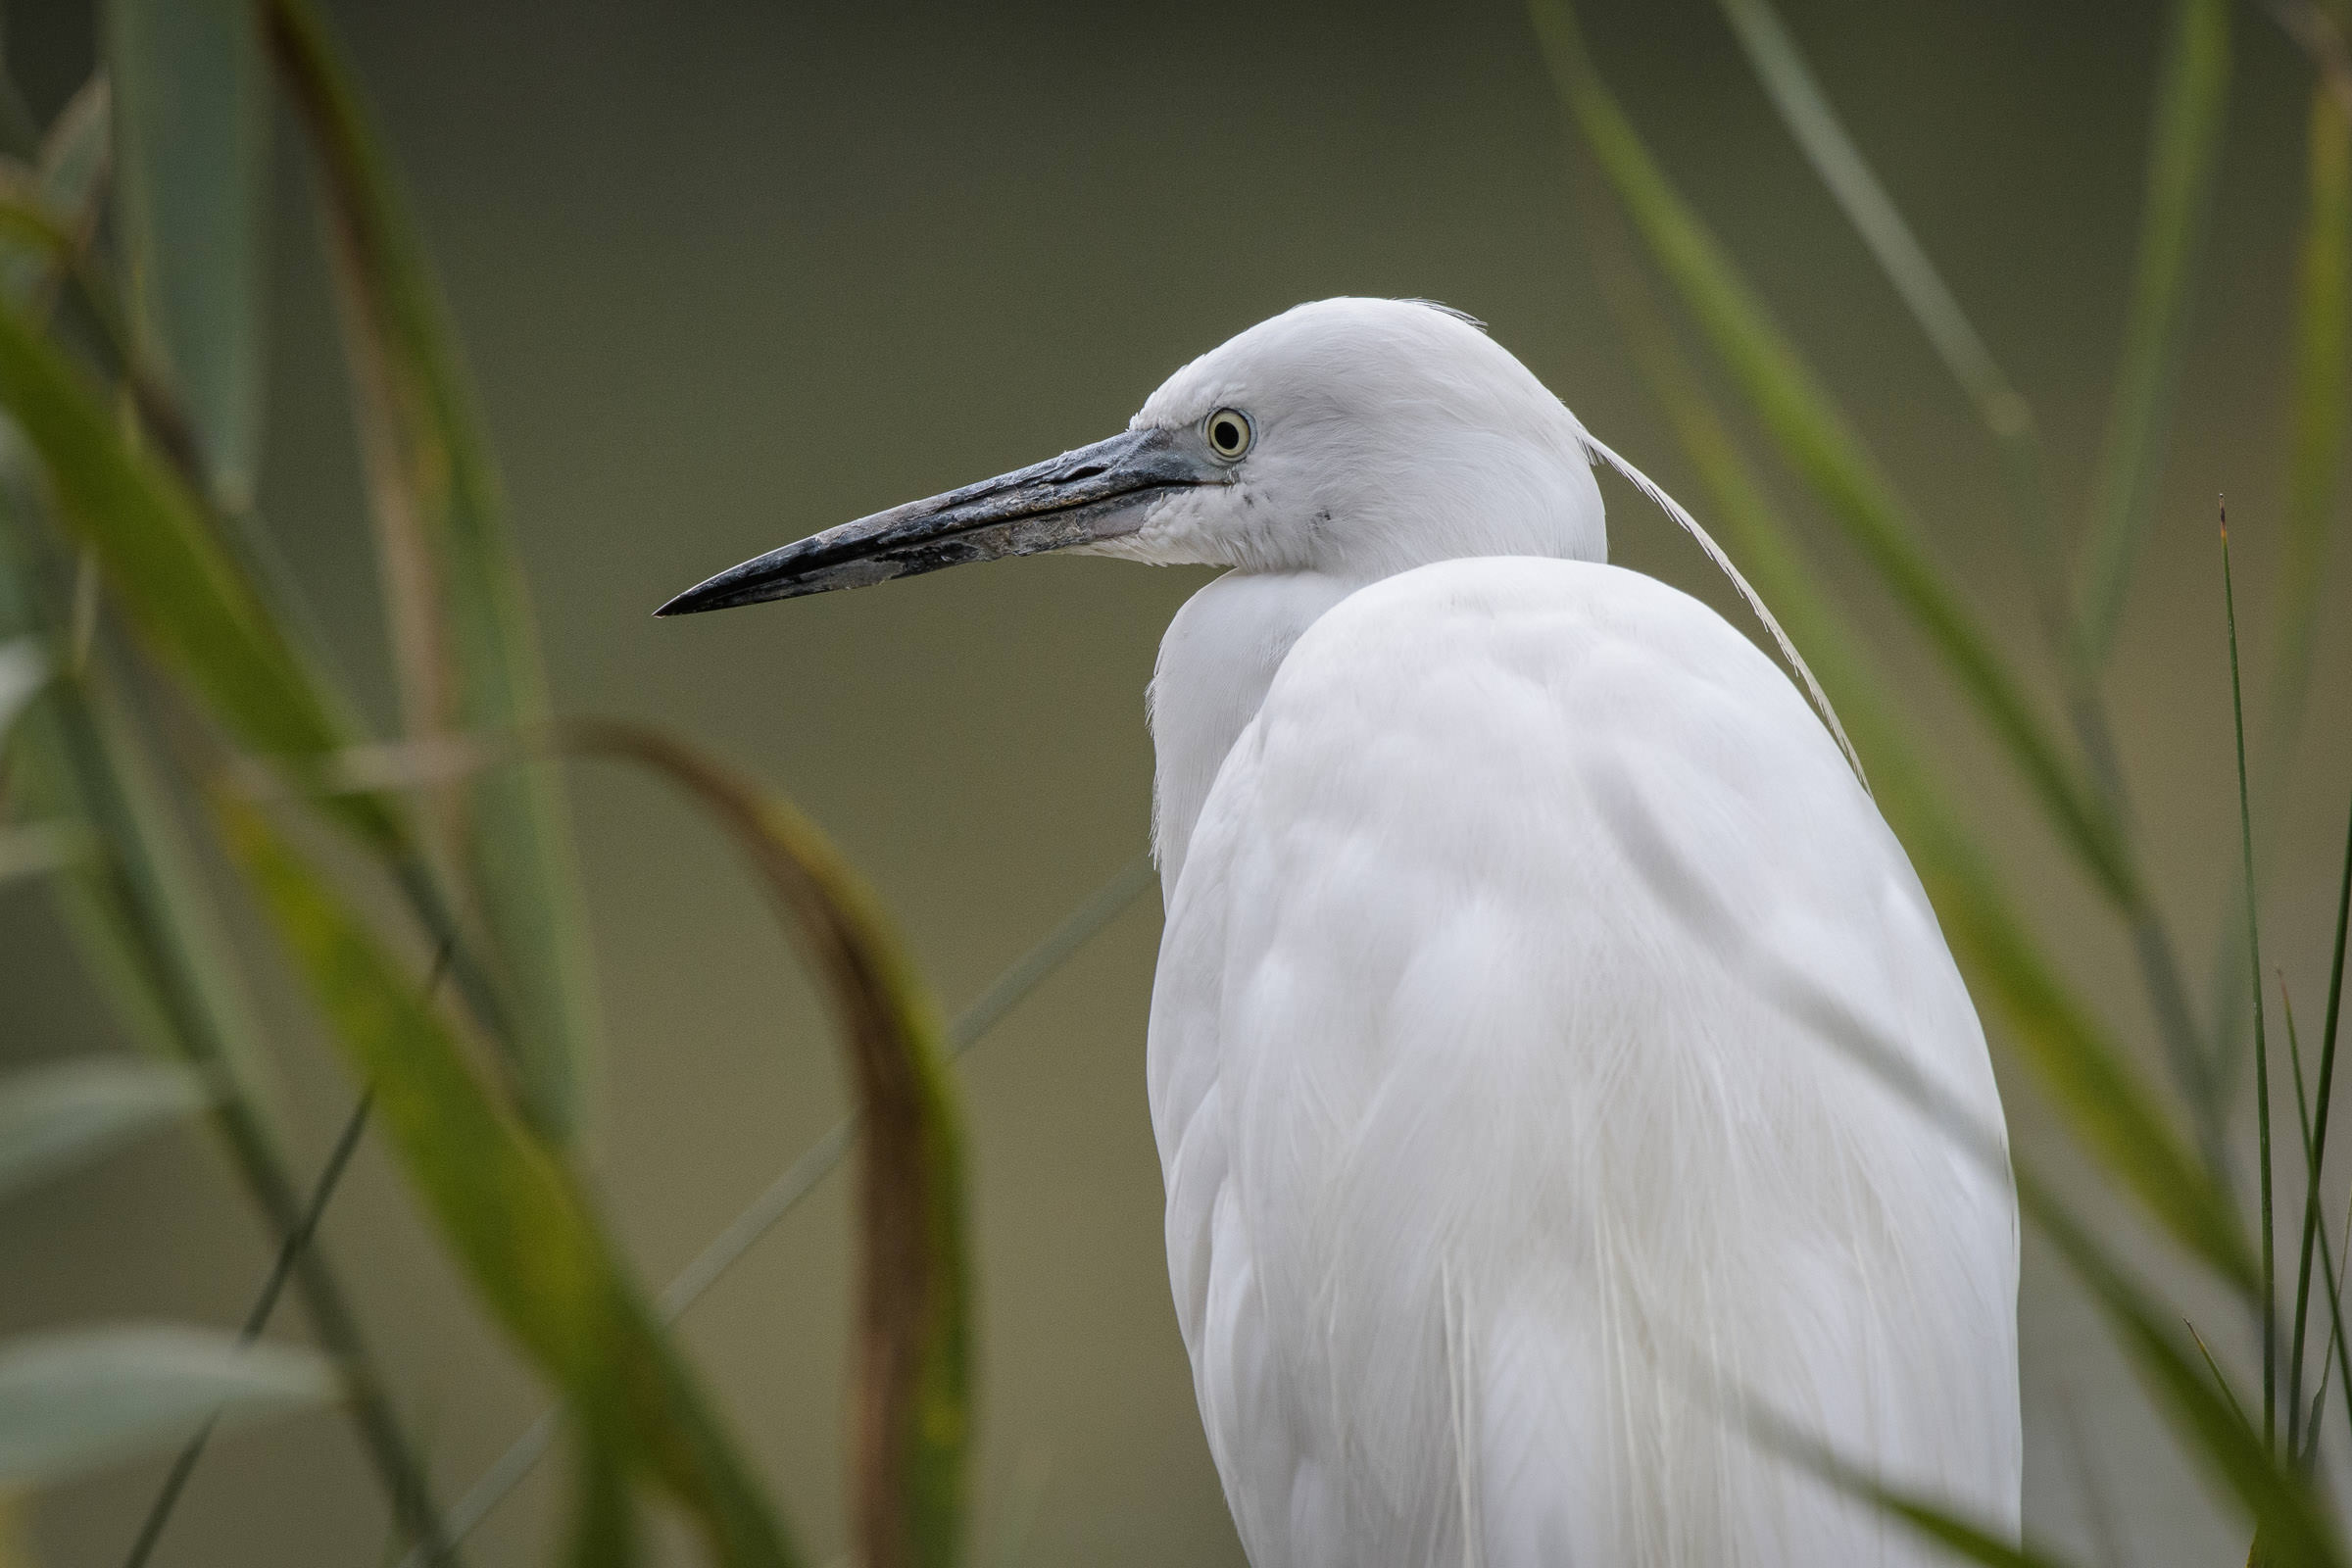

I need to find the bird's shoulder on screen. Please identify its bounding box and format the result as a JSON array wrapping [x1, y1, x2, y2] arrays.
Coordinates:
[[1273, 554, 1817, 737], [1226, 554, 1862, 850]]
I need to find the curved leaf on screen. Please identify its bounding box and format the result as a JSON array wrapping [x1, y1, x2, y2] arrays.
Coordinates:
[[0, 1324, 329, 1489], [564, 720, 966, 1568], [0, 1057, 206, 1200]]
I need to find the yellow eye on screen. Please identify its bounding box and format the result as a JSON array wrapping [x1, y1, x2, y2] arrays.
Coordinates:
[[1205, 409, 1253, 462]]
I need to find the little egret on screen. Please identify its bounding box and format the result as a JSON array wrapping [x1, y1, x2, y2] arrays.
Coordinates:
[[660, 299, 2019, 1566]]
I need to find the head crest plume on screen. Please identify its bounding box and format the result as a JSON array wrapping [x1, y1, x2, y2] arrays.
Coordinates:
[[1577, 432, 1867, 792]]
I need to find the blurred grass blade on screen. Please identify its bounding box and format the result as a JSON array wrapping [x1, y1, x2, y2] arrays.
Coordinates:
[[2034, 1174, 2338, 1567], [0, 1058, 206, 1200], [2287, 580, 2352, 1455], [2282, 989, 2352, 1462], [0, 291, 405, 858], [0, 512, 459, 1552], [0, 819, 90, 882], [0, 1325, 329, 1489], [566, 1430, 637, 1568], [0, 74, 111, 307], [104, 0, 270, 511], [2270, 81, 2351, 764], [39, 76, 110, 220], [0, 476, 283, 1122], [2073, 0, 2232, 669], [1745, 1407, 2081, 1568], [1712, 0, 2064, 613], [1528, 0, 2138, 923], [565, 719, 966, 1568], [1581, 180, 2255, 1290], [0, 635, 42, 740], [2188, 1318, 2255, 1432], [266, 0, 598, 1144], [2224, 513, 2278, 1446], [217, 792, 799, 1568]]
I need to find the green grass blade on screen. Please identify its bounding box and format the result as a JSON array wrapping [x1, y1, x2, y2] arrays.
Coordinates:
[[104, 0, 270, 511], [1712, 0, 2065, 625], [1528, 0, 2139, 921], [2320, 746, 2352, 1184], [265, 0, 598, 1145], [2225, 513, 2278, 1446], [0, 291, 403, 857], [0, 1058, 206, 1201], [0, 1326, 330, 1490], [2188, 1318, 2256, 1433], [2072, 0, 2232, 669], [0, 633, 42, 740], [0, 486, 284, 1125], [2282, 987, 2352, 1464], [2031, 1166, 2338, 1568], [1746, 1407, 2084, 1568], [217, 791, 801, 1568], [565, 1429, 638, 1568], [565, 719, 966, 1568], [1581, 202, 2256, 1290], [2302, 1210, 2352, 1470], [2270, 83, 2351, 760]]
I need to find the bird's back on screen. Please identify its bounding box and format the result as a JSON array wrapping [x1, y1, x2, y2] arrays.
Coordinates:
[[1148, 557, 2019, 1568]]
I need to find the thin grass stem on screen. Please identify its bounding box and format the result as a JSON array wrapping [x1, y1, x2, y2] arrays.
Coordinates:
[[2188, 1317, 2256, 1433], [2224, 506, 2278, 1449], [122, 943, 450, 1567]]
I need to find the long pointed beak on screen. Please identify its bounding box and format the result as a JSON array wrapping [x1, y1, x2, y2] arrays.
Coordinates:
[[655, 424, 1219, 615]]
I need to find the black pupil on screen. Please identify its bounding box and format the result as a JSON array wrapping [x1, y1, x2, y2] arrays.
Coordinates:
[[1213, 418, 1243, 453]]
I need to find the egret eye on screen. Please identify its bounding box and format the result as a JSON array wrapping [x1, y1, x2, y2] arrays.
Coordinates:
[[1205, 409, 1254, 462]]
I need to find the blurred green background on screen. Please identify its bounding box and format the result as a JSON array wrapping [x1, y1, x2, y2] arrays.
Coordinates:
[[3, 0, 2347, 1562]]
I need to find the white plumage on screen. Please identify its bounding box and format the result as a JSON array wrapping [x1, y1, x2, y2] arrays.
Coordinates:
[[670, 295, 2021, 1566], [1124, 302, 2019, 1565]]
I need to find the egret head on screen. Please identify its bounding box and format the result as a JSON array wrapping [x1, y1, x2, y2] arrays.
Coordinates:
[[655, 297, 1607, 616]]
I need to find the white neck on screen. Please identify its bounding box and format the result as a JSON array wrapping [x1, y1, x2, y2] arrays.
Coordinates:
[[1148, 569, 1359, 895]]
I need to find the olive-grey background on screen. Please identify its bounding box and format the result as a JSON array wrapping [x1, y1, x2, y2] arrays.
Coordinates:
[[5, 1, 2349, 1563]]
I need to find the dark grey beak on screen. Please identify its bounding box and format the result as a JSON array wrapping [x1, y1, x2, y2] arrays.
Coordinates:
[[655, 424, 1220, 615]]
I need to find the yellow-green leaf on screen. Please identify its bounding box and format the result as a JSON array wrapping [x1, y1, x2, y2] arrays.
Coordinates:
[[0, 291, 401, 858]]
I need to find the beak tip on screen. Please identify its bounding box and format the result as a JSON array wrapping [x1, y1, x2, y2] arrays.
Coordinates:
[[652, 580, 726, 617]]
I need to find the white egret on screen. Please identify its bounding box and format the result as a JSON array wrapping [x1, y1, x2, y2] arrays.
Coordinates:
[[660, 298, 2019, 1566]]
